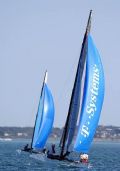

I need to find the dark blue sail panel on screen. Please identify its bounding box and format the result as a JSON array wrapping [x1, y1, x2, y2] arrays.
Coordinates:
[[65, 63, 81, 149], [60, 41, 87, 153], [32, 87, 45, 149], [74, 34, 105, 153], [32, 84, 54, 149]]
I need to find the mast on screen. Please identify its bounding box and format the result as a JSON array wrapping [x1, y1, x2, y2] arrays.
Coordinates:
[[86, 10, 92, 36], [60, 10, 92, 157], [31, 70, 48, 148]]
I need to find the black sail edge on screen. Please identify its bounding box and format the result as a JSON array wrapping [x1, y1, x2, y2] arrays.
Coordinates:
[[59, 10, 92, 158], [31, 70, 48, 149]]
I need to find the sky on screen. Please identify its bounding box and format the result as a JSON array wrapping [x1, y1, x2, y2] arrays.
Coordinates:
[[0, 0, 120, 127]]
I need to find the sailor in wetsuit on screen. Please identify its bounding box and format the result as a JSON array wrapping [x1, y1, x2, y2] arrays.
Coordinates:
[[51, 144, 55, 154], [23, 144, 31, 152], [47, 144, 59, 159]]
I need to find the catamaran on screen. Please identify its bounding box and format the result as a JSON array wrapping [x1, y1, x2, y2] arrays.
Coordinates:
[[47, 10, 105, 162], [22, 71, 55, 153]]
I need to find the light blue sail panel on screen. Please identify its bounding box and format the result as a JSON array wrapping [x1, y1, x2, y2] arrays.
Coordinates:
[[74, 34, 105, 153], [32, 84, 54, 149]]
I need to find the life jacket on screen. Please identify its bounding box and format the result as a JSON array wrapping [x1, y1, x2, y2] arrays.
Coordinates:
[[81, 159, 88, 163]]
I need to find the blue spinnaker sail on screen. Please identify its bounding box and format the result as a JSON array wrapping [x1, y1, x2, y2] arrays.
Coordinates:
[[74, 34, 105, 153], [32, 83, 54, 149]]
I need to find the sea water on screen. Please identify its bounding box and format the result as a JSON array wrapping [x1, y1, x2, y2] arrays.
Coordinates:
[[0, 139, 120, 171]]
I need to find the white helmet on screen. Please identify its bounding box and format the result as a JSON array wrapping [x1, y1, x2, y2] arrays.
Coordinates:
[[80, 154, 88, 160]]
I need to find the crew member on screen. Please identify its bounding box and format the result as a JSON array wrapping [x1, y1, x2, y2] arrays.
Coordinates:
[[51, 144, 56, 154], [80, 153, 88, 163], [24, 144, 29, 150]]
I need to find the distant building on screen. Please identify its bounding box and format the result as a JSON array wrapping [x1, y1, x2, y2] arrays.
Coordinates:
[[17, 133, 23, 136], [4, 133, 9, 137]]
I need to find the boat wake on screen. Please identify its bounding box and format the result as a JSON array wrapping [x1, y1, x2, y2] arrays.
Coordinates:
[[30, 153, 47, 162], [16, 149, 22, 154]]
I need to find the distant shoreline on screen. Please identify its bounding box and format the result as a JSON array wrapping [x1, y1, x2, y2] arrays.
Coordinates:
[[0, 137, 120, 143], [0, 125, 120, 140]]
